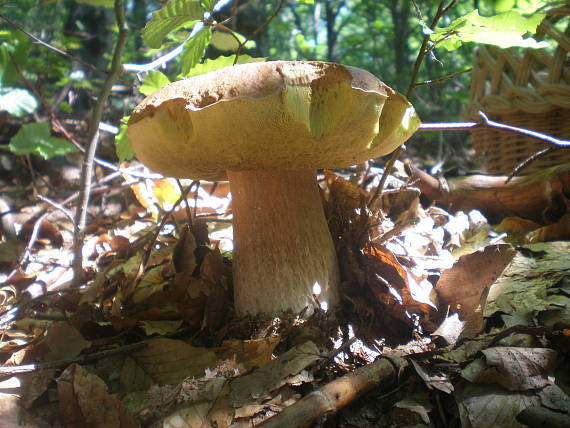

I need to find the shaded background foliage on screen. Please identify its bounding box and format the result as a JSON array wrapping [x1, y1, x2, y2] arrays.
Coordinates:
[[0, 0, 553, 172]]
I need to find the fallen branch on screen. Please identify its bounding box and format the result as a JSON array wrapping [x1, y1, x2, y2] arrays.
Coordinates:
[[258, 353, 406, 428], [407, 163, 570, 224]]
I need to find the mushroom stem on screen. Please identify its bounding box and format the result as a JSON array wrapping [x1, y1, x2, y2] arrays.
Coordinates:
[[227, 169, 339, 316]]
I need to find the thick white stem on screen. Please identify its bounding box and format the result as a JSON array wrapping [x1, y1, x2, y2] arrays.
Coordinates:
[[227, 169, 339, 316]]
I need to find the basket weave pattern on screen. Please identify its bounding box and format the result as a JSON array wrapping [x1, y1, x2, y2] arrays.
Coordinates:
[[467, 8, 570, 175]]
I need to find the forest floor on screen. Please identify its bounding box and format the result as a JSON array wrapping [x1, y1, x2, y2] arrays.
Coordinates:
[[1, 143, 569, 427]]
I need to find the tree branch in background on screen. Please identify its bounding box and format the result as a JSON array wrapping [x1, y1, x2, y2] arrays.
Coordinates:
[[0, 13, 108, 76], [419, 111, 570, 180], [406, 0, 457, 99], [411, 67, 472, 88], [234, 0, 285, 63], [72, 0, 129, 286], [419, 111, 570, 148], [371, 0, 457, 207], [370, 110, 570, 207], [6, 44, 157, 181]]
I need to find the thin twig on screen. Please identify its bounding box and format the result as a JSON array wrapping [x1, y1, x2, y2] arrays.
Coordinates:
[[373, 1, 457, 206], [0, 14, 108, 76], [507, 147, 554, 182], [130, 181, 198, 291], [412, 67, 472, 88], [123, 37, 188, 73], [478, 111, 570, 147], [418, 112, 570, 148], [36, 195, 74, 222], [193, 181, 201, 218], [234, 0, 285, 63], [176, 179, 194, 226], [0, 341, 147, 374], [406, 0, 457, 99], [18, 211, 50, 268], [72, 0, 129, 286]]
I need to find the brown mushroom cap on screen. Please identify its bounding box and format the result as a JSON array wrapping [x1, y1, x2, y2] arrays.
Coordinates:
[[127, 61, 420, 180]]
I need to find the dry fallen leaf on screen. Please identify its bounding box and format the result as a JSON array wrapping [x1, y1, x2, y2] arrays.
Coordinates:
[[120, 338, 218, 392], [462, 347, 557, 391], [485, 242, 570, 329], [455, 381, 537, 428], [43, 322, 91, 361], [229, 340, 321, 408], [58, 363, 140, 428], [221, 335, 280, 370], [435, 244, 516, 340]]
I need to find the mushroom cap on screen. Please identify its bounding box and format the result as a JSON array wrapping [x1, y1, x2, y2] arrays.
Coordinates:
[[127, 61, 420, 180]]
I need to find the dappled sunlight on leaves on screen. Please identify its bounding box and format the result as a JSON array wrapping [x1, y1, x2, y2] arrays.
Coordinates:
[[1, 155, 569, 427]]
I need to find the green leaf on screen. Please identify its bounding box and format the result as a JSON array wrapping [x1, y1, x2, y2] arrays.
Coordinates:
[[139, 71, 171, 96], [0, 88, 39, 117], [180, 54, 266, 78], [143, 0, 205, 49], [9, 123, 78, 159], [201, 0, 216, 11], [179, 28, 212, 75], [431, 10, 549, 51], [298, 0, 315, 4], [483, 0, 515, 12], [0, 30, 31, 87], [74, 0, 114, 7], [115, 119, 135, 162], [483, 0, 548, 12], [209, 30, 255, 52]]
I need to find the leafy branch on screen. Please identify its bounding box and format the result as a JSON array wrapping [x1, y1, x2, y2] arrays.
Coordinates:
[[0, 14, 108, 76], [371, 0, 457, 207], [371, 1, 553, 206]]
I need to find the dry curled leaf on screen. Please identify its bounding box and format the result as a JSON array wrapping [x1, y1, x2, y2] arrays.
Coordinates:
[[58, 363, 140, 428]]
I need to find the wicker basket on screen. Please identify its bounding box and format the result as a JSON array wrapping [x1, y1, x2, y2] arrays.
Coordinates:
[[466, 7, 570, 175]]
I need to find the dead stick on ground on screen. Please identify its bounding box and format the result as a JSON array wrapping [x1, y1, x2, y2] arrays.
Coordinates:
[[72, 0, 128, 286], [258, 353, 406, 428], [407, 162, 570, 223]]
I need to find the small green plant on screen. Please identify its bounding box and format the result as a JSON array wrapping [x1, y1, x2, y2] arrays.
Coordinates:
[[0, 30, 38, 118], [1, 29, 77, 159]]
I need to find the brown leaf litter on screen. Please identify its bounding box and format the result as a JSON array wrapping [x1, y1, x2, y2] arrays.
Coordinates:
[[0, 163, 569, 427]]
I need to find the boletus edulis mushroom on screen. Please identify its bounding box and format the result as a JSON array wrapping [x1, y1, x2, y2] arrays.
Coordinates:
[[127, 61, 419, 317]]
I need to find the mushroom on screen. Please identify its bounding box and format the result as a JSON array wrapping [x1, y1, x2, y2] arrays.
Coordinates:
[[127, 61, 419, 317]]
